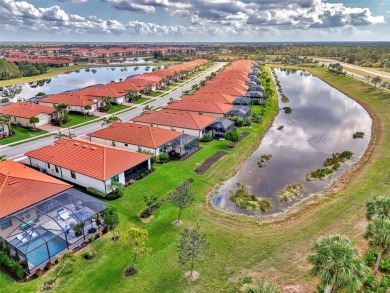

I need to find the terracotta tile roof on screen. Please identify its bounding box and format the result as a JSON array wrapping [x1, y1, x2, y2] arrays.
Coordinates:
[[39, 93, 99, 107], [106, 81, 139, 92], [132, 110, 217, 130], [0, 102, 55, 118], [88, 122, 182, 149], [165, 100, 233, 114], [198, 86, 247, 96], [26, 138, 152, 181], [181, 93, 236, 104], [0, 160, 71, 219], [207, 80, 248, 90], [77, 86, 125, 98]]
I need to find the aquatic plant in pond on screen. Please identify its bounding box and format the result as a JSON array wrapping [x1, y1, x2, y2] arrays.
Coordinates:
[[353, 132, 365, 139], [281, 95, 289, 103], [282, 106, 290, 114], [278, 183, 304, 202], [277, 125, 284, 130], [257, 154, 272, 168], [230, 183, 272, 212], [307, 151, 354, 181]]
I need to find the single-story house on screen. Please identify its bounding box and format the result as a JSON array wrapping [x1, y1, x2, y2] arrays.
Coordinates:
[[198, 86, 247, 97], [38, 93, 101, 113], [88, 122, 199, 159], [0, 102, 55, 127], [26, 138, 152, 194], [205, 118, 235, 139], [0, 160, 106, 275], [77, 86, 127, 105], [164, 100, 234, 119], [132, 110, 217, 138], [181, 93, 236, 104]]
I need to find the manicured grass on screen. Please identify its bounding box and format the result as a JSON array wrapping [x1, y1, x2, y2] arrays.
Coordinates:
[[151, 92, 163, 97], [5, 65, 389, 292], [134, 98, 150, 104], [0, 126, 47, 145], [107, 104, 130, 114], [61, 114, 97, 128]]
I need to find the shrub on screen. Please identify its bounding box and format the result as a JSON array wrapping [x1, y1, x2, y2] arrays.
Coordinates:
[[1, 97, 10, 103], [83, 249, 96, 260], [364, 249, 378, 267], [235, 119, 244, 127], [243, 119, 251, 126], [0, 251, 24, 279], [36, 92, 46, 96], [199, 132, 213, 142], [380, 255, 390, 272], [86, 187, 106, 199], [157, 153, 170, 164], [225, 129, 239, 142]]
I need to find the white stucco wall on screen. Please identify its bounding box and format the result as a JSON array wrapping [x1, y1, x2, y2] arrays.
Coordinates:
[[89, 136, 159, 155]]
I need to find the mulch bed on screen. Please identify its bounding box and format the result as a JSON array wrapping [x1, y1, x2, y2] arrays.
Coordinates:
[[237, 131, 249, 143], [195, 151, 227, 174], [124, 267, 137, 277]]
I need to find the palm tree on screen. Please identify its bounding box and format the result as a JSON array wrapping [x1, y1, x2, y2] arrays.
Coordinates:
[[0, 154, 6, 162], [101, 115, 121, 127], [364, 218, 390, 271], [142, 105, 153, 115], [126, 89, 139, 103], [53, 103, 68, 125], [53, 129, 75, 139], [308, 234, 369, 293], [0, 114, 13, 136]]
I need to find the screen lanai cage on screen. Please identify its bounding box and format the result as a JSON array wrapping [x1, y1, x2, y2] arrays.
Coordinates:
[[0, 188, 106, 275]]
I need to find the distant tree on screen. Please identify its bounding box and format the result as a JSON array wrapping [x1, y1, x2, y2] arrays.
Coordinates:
[[122, 228, 151, 275], [105, 205, 120, 241], [224, 128, 239, 142], [0, 114, 13, 135], [364, 218, 390, 271], [53, 129, 75, 139], [126, 89, 139, 102], [101, 115, 121, 127], [372, 76, 382, 88], [246, 279, 280, 293], [29, 116, 39, 130], [177, 225, 208, 279], [169, 179, 195, 224], [308, 234, 369, 293], [142, 105, 153, 115], [366, 196, 390, 221], [100, 96, 112, 112]]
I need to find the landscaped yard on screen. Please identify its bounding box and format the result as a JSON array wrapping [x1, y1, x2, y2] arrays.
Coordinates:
[[0, 126, 48, 145], [3, 65, 389, 292], [133, 97, 151, 104], [62, 114, 97, 128], [151, 91, 163, 97], [107, 104, 130, 114]]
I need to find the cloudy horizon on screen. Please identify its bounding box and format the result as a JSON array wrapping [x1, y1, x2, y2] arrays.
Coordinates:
[[0, 0, 389, 42]]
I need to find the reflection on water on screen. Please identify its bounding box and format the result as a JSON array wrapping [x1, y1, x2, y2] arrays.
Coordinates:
[[1, 65, 154, 103], [213, 69, 372, 215]]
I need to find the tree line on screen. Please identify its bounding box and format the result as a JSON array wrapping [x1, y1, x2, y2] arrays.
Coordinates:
[[0, 60, 49, 80]]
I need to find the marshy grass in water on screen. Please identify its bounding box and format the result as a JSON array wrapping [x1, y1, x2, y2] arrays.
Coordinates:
[[306, 151, 354, 181], [257, 154, 273, 168], [278, 183, 304, 202], [281, 94, 289, 103], [277, 125, 284, 130], [353, 131, 365, 139], [230, 183, 272, 212], [283, 107, 292, 114]]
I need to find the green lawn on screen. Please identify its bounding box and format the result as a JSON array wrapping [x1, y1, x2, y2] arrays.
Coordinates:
[[0, 126, 48, 145], [61, 114, 97, 128], [133, 98, 150, 104], [151, 91, 163, 97], [107, 104, 130, 114], [4, 65, 389, 292]]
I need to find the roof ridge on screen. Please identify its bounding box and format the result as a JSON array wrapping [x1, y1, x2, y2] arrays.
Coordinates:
[[147, 126, 157, 148]]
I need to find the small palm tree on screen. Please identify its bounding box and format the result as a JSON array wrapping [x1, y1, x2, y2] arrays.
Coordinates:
[[364, 218, 390, 271], [0, 154, 7, 162], [308, 234, 369, 293], [142, 105, 153, 115], [101, 115, 121, 127], [0, 114, 13, 135]]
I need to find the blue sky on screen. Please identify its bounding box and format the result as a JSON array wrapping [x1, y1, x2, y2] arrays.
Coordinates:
[[0, 0, 389, 42]]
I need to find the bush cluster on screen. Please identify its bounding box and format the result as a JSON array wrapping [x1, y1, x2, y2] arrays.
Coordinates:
[[0, 251, 24, 279], [199, 133, 213, 142]]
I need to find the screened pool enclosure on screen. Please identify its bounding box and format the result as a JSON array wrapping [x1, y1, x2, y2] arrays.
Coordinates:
[[0, 188, 106, 275]]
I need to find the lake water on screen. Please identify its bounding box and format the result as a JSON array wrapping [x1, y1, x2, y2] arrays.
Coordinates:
[[1, 64, 155, 103], [212, 68, 372, 215]]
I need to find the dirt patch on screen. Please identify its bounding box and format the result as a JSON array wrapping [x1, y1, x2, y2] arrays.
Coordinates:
[[185, 271, 200, 281], [124, 267, 137, 277], [237, 131, 249, 143], [195, 151, 227, 174], [283, 285, 306, 293]]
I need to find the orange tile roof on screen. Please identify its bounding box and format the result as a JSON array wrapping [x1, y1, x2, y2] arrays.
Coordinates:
[[26, 138, 151, 181], [207, 80, 248, 90], [181, 93, 236, 104], [39, 93, 99, 107], [198, 86, 247, 96], [0, 160, 71, 218], [0, 102, 54, 118], [165, 100, 233, 114], [132, 110, 217, 130], [77, 86, 125, 98], [88, 122, 182, 149]]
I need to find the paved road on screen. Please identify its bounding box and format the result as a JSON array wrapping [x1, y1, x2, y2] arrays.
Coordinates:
[[1, 62, 227, 160], [316, 58, 390, 80]]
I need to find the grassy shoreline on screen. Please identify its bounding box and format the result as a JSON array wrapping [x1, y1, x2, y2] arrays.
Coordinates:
[[2, 65, 389, 292]]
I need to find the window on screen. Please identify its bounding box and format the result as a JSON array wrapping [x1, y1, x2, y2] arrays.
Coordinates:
[[138, 146, 142, 152], [55, 165, 59, 173], [0, 219, 12, 230], [112, 141, 116, 147], [70, 170, 76, 179], [199, 112, 203, 115], [125, 143, 128, 147], [47, 163, 51, 169], [111, 174, 119, 182]]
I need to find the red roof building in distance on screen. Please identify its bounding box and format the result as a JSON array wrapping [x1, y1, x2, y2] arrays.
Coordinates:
[[164, 100, 233, 118], [181, 93, 237, 104], [88, 122, 182, 152], [38, 93, 100, 111], [198, 86, 247, 97], [0, 160, 71, 219], [0, 102, 54, 118]]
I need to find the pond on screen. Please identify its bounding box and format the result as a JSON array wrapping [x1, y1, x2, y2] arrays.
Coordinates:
[[212, 68, 372, 215], [0, 64, 155, 103]]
